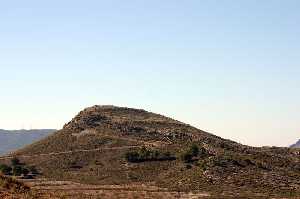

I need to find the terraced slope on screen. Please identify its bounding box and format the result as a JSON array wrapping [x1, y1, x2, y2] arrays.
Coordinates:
[[3, 105, 300, 198]]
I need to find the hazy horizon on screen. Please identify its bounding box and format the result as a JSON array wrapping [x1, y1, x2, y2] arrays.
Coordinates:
[[1, 1, 299, 147]]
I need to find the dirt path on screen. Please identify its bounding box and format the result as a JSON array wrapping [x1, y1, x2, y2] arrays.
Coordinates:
[[0, 132, 171, 160], [0, 145, 141, 160]]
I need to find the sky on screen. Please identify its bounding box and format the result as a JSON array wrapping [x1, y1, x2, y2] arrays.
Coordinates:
[[0, 0, 299, 147]]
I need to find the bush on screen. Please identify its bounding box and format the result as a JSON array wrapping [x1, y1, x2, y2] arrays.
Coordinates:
[[190, 144, 199, 156], [21, 168, 29, 176], [125, 147, 175, 163], [0, 164, 12, 175], [11, 158, 21, 167], [12, 166, 23, 176], [125, 151, 140, 163], [12, 166, 32, 177], [1, 158, 35, 177], [186, 164, 192, 169], [180, 151, 193, 163], [179, 143, 203, 163], [28, 166, 38, 175]]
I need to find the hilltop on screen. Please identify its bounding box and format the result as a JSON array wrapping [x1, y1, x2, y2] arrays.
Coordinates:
[[3, 105, 300, 198], [0, 129, 56, 155]]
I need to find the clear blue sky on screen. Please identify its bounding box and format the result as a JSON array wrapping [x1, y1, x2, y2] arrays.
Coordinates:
[[0, 0, 299, 147]]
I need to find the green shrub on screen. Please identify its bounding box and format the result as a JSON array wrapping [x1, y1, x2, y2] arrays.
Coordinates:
[[125, 151, 140, 162], [1, 158, 37, 177], [11, 158, 21, 167], [21, 168, 29, 176], [186, 164, 192, 169], [28, 166, 38, 175], [179, 143, 205, 163], [12, 166, 23, 176], [0, 164, 12, 175], [190, 143, 199, 156], [180, 151, 193, 163], [125, 147, 175, 163]]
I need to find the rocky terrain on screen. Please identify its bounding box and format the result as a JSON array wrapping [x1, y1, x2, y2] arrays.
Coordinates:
[[0, 129, 55, 155], [1, 105, 299, 198]]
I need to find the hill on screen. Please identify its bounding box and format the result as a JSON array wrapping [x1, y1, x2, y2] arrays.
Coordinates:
[[0, 129, 56, 155], [3, 105, 300, 198], [290, 139, 300, 148]]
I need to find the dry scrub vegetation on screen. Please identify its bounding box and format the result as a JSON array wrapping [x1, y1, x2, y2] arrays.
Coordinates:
[[0, 105, 299, 198]]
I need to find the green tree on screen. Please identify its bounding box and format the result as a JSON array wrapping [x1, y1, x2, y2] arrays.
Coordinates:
[[22, 168, 29, 176], [190, 144, 199, 157], [28, 166, 38, 175], [179, 144, 201, 163], [12, 166, 23, 176], [180, 151, 193, 163], [0, 164, 12, 175], [11, 158, 21, 167], [125, 151, 140, 162]]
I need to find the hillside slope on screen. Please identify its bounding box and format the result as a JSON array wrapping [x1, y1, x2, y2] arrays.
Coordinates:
[[0, 129, 55, 155], [290, 139, 300, 148], [6, 105, 300, 197]]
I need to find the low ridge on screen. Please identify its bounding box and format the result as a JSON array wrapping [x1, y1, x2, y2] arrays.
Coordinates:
[[0, 129, 55, 155], [291, 139, 300, 148]]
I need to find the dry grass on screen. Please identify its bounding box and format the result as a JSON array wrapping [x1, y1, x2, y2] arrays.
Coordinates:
[[1, 105, 299, 198]]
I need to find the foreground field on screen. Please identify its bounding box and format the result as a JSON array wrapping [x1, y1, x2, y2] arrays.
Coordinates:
[[19, 178, 212, 199], [1, 177, 298, 199]]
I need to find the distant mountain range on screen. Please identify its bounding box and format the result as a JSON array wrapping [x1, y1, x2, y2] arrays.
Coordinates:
[[290, 139, 300, 148], [0, 129, 56, 155]]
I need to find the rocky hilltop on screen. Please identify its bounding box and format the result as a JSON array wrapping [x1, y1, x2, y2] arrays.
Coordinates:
[[5, 105, 300, 198]]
